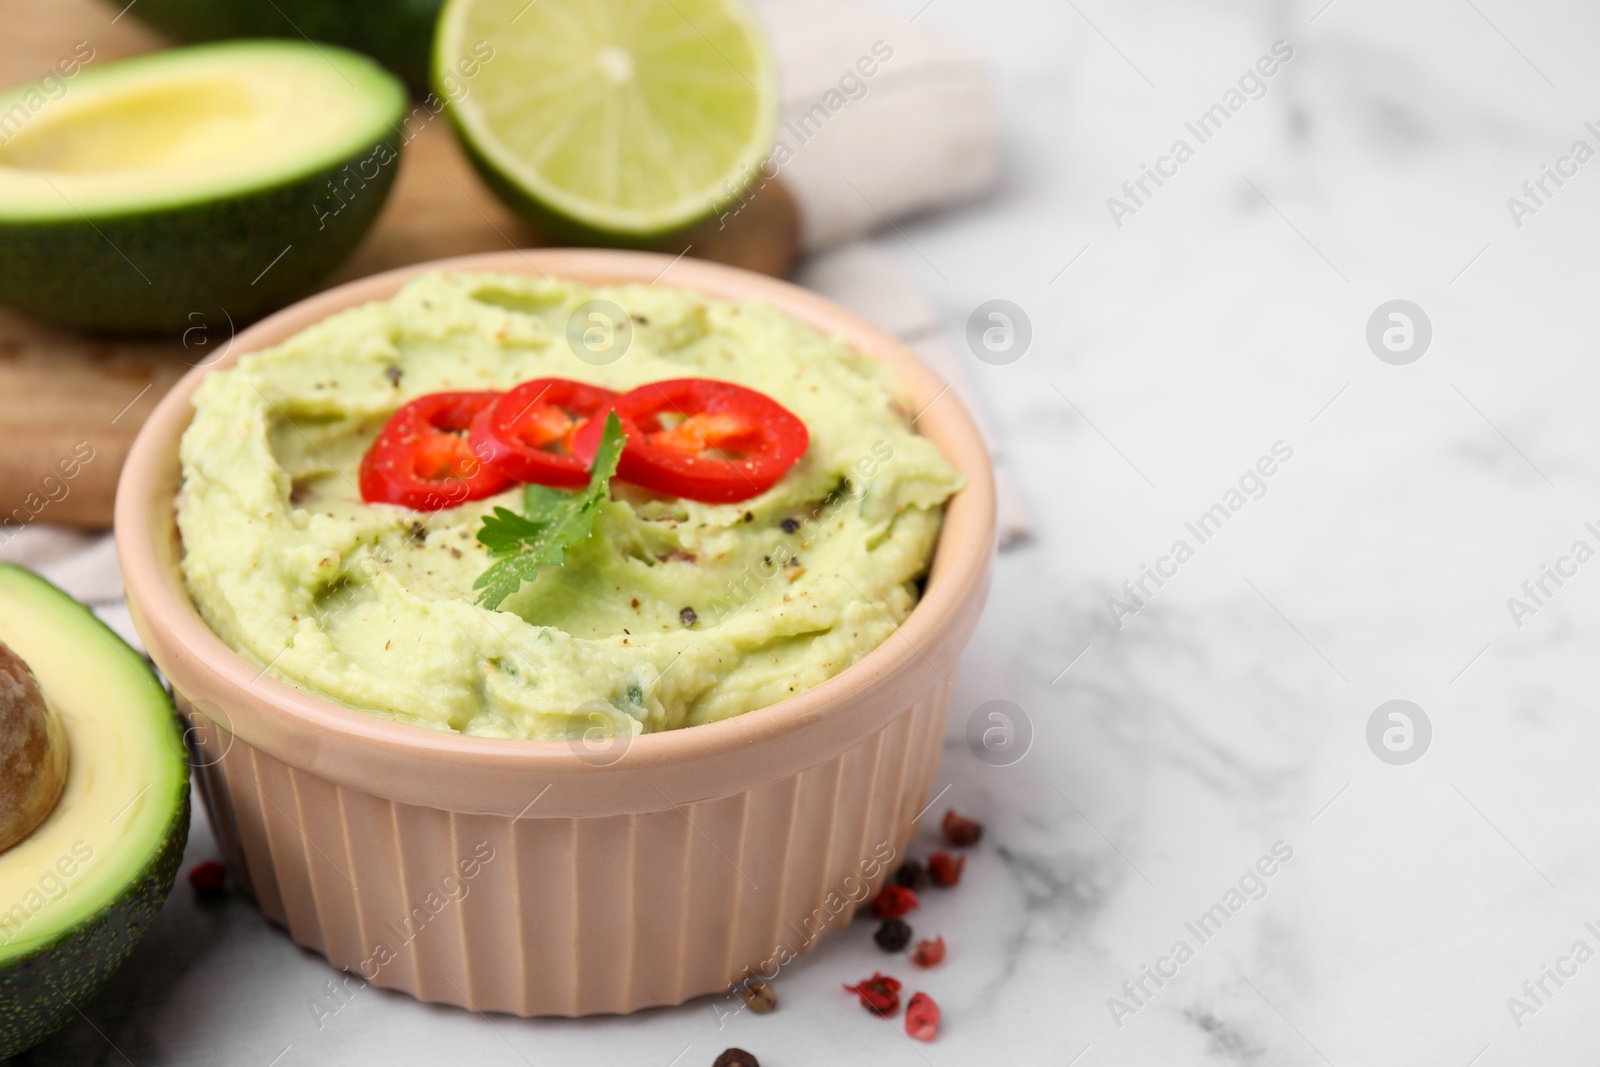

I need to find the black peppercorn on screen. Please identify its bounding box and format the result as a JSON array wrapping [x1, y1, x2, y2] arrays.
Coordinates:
[[874, 918, 912, 952], [713, 1050, 759, 1067], [893, 859, 928, 891]]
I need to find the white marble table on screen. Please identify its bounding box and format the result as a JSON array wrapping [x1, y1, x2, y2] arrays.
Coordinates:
[[16, 0, 1600, 1063]]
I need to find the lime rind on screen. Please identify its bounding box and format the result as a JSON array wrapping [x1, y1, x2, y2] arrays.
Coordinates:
[[434, 0, 778, 241]]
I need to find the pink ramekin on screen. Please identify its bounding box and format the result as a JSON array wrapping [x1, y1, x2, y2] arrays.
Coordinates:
[[114, 250, 995, 1016]]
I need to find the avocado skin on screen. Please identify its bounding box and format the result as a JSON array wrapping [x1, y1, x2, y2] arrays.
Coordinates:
[[0, 789, 190, 1059], [0, 136, 402, 335], [126, 0, 444, 92]]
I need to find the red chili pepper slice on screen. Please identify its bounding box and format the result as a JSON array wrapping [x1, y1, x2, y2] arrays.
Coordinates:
[[469, 378, 620, 489], [359, 391, 512, 511], [572, 378, 809, 504]]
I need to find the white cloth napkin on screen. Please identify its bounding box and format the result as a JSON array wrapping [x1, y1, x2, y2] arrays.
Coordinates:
[[757, 0, 1001, 250]]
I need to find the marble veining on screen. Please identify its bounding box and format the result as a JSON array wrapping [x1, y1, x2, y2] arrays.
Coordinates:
[[12, 0, 1600, 1062]]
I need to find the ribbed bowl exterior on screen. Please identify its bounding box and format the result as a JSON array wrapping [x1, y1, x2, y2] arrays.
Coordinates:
[[119, 249, 996, 1018], [181, 682, 950, 1016]]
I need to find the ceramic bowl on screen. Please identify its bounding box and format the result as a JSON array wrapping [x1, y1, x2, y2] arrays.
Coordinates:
[[115, 249, 995, 1016]]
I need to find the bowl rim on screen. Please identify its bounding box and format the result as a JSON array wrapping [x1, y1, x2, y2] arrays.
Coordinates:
[[115, 249, 996, 789]]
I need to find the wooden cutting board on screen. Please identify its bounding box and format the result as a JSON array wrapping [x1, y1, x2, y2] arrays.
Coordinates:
[[0, 0, 800, 529]]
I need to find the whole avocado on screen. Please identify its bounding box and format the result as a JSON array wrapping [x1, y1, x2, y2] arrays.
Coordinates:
[[123, 0, 444, 92]]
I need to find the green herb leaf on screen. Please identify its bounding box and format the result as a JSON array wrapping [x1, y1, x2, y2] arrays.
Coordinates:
[[473, 412, 626, 610]]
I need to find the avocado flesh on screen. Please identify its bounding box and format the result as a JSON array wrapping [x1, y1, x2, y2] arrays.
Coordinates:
[[0, 41, 407, 333], [0, 566, 189, 1059]]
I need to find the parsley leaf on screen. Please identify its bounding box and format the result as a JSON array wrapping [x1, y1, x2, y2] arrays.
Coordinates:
[[473, 412, 626, 610]]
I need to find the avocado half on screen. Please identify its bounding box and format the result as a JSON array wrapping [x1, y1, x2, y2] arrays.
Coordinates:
[[0, 41, 407, 334], [0, 566, 189, 1059], [124, 0, 444, 93]]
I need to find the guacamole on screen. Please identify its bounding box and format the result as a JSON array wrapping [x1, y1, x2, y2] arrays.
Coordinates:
[[177, 272, 963, 738]]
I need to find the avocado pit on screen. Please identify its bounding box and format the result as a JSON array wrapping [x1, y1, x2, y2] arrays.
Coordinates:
[[0, 640, 68, 853]]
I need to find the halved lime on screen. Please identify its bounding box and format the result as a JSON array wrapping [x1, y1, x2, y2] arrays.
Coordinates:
[[434, 0, 778, 242]]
